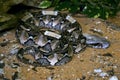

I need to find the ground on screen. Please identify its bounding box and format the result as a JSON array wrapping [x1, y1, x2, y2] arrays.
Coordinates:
[[0, 12, 120, 80]]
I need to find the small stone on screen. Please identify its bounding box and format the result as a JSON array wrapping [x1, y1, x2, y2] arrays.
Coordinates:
[[10, 48, 19, 55], [12, 71, 19, 80], [76, 78, 80, 80], [0, 68, 4, 74], [0, 61, 5, 68], [11, 63, 20, 68], [99, 72, 108, 78], [109, 76, 118, 80], [96, 21, 101, 24], [27, 68, 31, 72], [0, 54, 4, 57], [0, 39, 9, 47], [107, 69, 114, 76], [0, 54, 5, 60], [102, 53, 113, 57], [47, 76, 53, 80], [94, 68, 102, 73], [27, 65, 34, 71], [3, 33, 8, 37]]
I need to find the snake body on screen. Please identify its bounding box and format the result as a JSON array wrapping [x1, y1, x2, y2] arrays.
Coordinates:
[[16, 10, 86, 66], [16, 10, 109, 66]]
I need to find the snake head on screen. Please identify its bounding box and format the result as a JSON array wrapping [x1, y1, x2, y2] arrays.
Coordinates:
[[83, 33, 110, 49]]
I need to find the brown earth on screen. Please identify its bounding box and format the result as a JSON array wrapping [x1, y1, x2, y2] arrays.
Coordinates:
[[0, 12, 120, 80]]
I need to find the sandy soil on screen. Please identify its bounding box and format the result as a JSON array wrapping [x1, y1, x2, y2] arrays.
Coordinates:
[[0, 13, 120, 80]]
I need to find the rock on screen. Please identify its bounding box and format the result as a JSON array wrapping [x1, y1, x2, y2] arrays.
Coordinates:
[[94, 68, 102, 73], [99, 72, 108, 78], [0, 68, 4, 75], [0, 0, 24, 13], [109, 76, 119, 80], [23, 0, 43, 8], [10, 48, 19, 55], [11, 63, 20, 68], [0, 0, 47, 13], [93, 68, 109, 78], [0, 61, 5, 68], [0, 13, 18, 32]]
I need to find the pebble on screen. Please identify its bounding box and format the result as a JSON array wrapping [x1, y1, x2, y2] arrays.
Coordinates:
[[0, 54, 4, 57], [99, 72, 108, 78], [0, 39, 9, 47], [3, 33, 8, 37], [0, 68, 4, 74], [47, 76, 53, 80], [94, 68, 102, 73], [27, 65, 34, 71], [0, 61, 5, 68], [11, 63, 20, 68], [10, 48, 19, 55], [109, 76, 118, 80], [94, 68, 108, 78], [96, 21, 101, 24]]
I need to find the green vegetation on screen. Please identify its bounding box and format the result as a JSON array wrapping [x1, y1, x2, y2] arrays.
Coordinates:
[[40, 0, 120, 19]]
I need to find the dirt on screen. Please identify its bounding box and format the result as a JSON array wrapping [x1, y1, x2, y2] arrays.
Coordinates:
[[0, 12, 120, 80]]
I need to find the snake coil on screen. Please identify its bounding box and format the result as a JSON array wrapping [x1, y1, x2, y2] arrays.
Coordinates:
[[16, 10, 86, 66]]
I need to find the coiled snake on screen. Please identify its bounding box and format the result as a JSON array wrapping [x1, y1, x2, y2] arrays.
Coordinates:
[[16, 10, 109, 66]]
